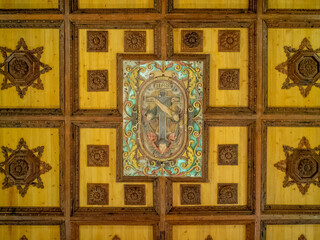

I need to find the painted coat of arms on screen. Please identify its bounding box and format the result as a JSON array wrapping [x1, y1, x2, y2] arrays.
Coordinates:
[[122, 57, 205, 178]]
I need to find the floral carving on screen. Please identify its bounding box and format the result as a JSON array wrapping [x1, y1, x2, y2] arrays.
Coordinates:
[[274, 136, 320, 195], [87, 183, 109, 205], [217, 183, 238, 204], [0, 38, 52, 98], [124, 31, 146, 52], [87, 145, 109, 167], [218, 69, 240, 90], [87, 70, 109, 92], [181, 30, 203, 52], [275, 38, 320, 97], [218, 144, 238, 165], [0, 138, 52, 197], [298, 235, 307, 240], [20, 236, 28, 240], [87, 31, 108, 52], [218, 30, 240, 52], [180, 184, 201, 205], [124, 184, 146, 205]]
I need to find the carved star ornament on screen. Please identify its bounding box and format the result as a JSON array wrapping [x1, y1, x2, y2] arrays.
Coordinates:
[[275, 38, 320, 97], [0, 38, 52, 98], [274, 137, 320, 195]]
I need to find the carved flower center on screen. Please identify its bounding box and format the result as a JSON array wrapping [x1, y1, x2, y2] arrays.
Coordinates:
[[93, 37, 101, 45], [298, 57, 318, 78], [226, 37, 234, 44], [298, 158, 315, 177], [9, 59, 29, 78], [10, 159, 29, 178]]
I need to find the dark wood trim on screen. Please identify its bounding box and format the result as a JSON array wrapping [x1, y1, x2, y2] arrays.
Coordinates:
[[0, 0, 64, 14], [262, 120, 320, 214], [0, 121, 65, 216], [0, 20, 65, 116]]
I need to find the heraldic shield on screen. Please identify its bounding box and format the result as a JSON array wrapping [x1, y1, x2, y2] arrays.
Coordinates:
[[121, 57, 205, 179]]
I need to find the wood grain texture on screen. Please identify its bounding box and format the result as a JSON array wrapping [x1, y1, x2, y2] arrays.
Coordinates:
[[0, 225, 61, 240], [172, 0, 248, 9], [0, 0, 59, 9], [266, 224, 320, 240], [77, 0, 153, 9], [267, 0, 320, 10]]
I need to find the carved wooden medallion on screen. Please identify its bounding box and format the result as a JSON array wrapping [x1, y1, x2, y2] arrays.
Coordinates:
[[218, 69, 240, 90], [217, 183, 238, 204], [87, 70, 109, 92], [112, 235, 120, 240], [205, 235, 213, 240], [122, 60, 204, 178], [0, 38, 52, 98], [298, 235, 307, 240], [218, 30, 240, 52], [87, 31, 108, 52], [87, 145, 109, 167], [124, 184, 146, 205], [218, 144, 238, 165], [274, 136, 320, 195], [180, 184, 201, 205], [20, 236, 28, 240], [124, 31, 146, 52], [275, 38, 320, 97], [87, 183, 109, 205], [0, 138, 52, 197], [181, 30, 203, 52]]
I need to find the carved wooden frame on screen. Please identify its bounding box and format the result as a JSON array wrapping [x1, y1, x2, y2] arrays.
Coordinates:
[[0, 121, 65, 216], [168, 21, 256, 115], [71, 0, 161, 14], [165, 220, 255, 240], [261, 219, 320, 240], [0, 220, 66, 240], [0, 0, 64, 14], [263, 0, 320, 14], [263, 20, 320, 115], [0, 20, 65, 116], [116, 54, 209, 183], [262, 120, 320, 214], [70, 21, 161, 116], [167, 0, 256, 14], [71, 121, 158, 215], [71, 221, 160, 240], [167, 120, 256, 214]]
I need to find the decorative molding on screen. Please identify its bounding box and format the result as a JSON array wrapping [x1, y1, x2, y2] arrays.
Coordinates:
[[218, 69, 240, 90], [218, 30, 240, 52], [218, 144, 238, 165], [181, 30, 203, 52], [87, 183, 109, 205], [217, 183, 238, 204], [274, 136, 320, 195], [87, 70, 109, 92], [275, 38, 320, 97], [87, 145, 109, 167], [124, 31, 146, 52], [0, 38, 52, 98], [124, 184, 146, 205], [0, 138, 52, 197], [180, 184, 201, 205], [87, 31, 108, 52]]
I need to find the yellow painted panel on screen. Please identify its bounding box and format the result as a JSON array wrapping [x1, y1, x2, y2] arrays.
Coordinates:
[[0, 225, 60, 240], [79, 225, 153, 240], [174, 28, 248, 107], [79, 128, 153, 207], [268, 29, 320, 108], [78, 0, 153, 9], [0, 128, 60, 207], [266, 127, 320, 205], [266, 224, 320, 240], [173, 225, 246, 240], [268, 0, 320, 9], [0, 28, 60, 109], [174, 0, 248, 9], [0, 0, 58, 9], [173, 127, 248, 206], [79, 29, 154, 110]]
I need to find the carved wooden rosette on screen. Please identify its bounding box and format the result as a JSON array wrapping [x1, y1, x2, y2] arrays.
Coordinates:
[[87, 145, 109, 167], [87, 31, 108, 52], [218, 144, 238, 165], [124, 31, 146, 52], [0, 138, 52, 197], [180, 184, 201, 205], [275, 38, 320, 97], [218, 30, 240, 52], [217, 183, 238, 204], [0, 38, 52, 98], [218, 69, 240, 90], [87, 70, 109, 92], [298, 235, 307, 240], [87, 183, 109, 205], [181, 30, 203, 52], [124, 184, 146, 205], [274, 136, 320, 195]]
